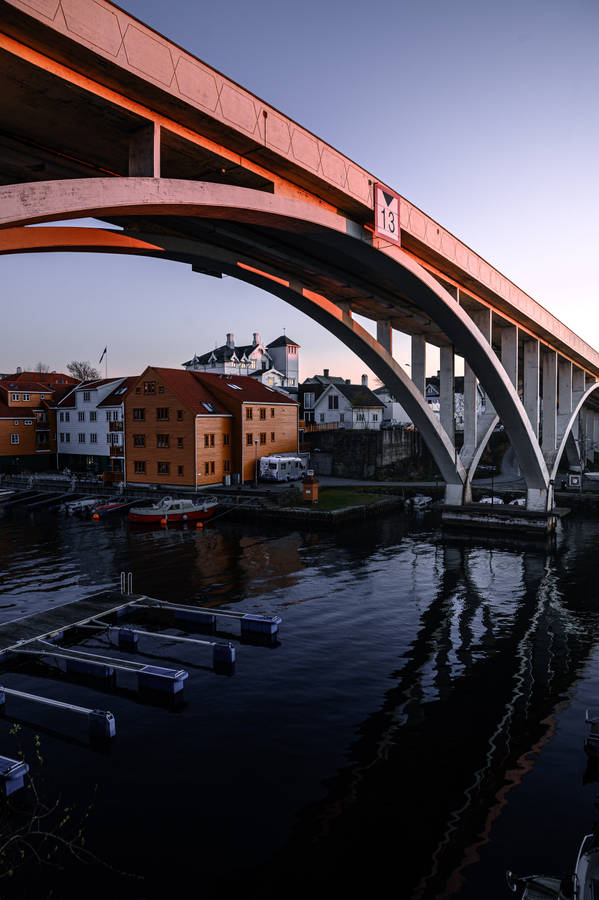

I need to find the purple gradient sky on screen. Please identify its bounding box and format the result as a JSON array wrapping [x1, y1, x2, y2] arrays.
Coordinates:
[[3, 0, 598, 383]]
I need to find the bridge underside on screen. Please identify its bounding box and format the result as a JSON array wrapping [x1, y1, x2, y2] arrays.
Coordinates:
[[1, 3, 597, 512]]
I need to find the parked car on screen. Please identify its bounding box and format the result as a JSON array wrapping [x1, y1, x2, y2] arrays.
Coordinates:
[[479, 496, 504, 505]]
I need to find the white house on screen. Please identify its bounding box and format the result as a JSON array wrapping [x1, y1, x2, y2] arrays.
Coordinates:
[[182, 332, 300, 390], [56, 377, 129, 475], [312, 376, 385, 430]]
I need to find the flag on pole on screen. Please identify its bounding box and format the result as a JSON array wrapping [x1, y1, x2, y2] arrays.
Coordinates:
[[99, 347, 107, 364]]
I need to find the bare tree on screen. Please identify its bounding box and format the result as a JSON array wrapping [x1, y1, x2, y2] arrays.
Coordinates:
[[66, 361, 100, 382], [34, 362, 50, 374]]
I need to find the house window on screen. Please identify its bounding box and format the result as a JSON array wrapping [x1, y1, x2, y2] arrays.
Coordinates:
[[105, 412, 111, 421], [11, 393, 19, 401], [271, 432, 275, 441], [177, 437, 183, 449], [357, 413, 365, 421], [64, 412, 70, 422], [157, 408, 169, 421], [59, 412, 64, 422], [205, 461, 216, 475], [106, 433, 111, 443], [157, 434, 169, 448], [60, 433, 64, 442], [178, 465, 184, 476], [268, 378, 274, 386], [246, 433, 253, 446], [246, 407, 253, 420], [224, 460, 230, 473], [143, 381, 156, 394], [320, 414, 325, 423], [78, 411, 85, 422], [65, 433, 70, 443], [133, 434, 145, 447], [260, 408, 266, 420], [90, 433, 97, 443], [211, 461, 215, 474], [204, 434, 215, 448], [158, 385, 164, 393], [135, 387, 140, 394], [260, 433, 266, 445], [22, 394, 30, 401], [223, 434, 230, 446], [24, 419, 32, 426], [177, 410, 183, 421], [13, 420, 18, 426], [39, 394, 44, 400], [134, 461, 145, 474], [340, 413, 345, 422], [10, 434, 19, 444], [328, 395, 339, 410], [157, 462, 169, 474], [90, 411, 97, 422], [304, 392, 315, 409], [133, 408, 145, 421], [271, 408, 275, 417], [373, 414, 378, 422], [83, 391, 90, 401], [78, 433, 86, 443]]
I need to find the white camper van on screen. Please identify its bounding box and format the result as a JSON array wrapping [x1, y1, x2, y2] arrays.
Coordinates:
[[260, 455, 306, 482]]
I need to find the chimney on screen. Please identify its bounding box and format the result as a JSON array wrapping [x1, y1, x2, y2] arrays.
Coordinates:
[[345, 379, 350, 385], [253, 332, 260, 345], [16, 366, 22, 374], [361, 374, 368, 388], [226, 333, 234, 349], [323, 368, 329, 378]]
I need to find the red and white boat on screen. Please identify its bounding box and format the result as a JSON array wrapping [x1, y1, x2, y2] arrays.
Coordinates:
[[128, 496, 218, 524]]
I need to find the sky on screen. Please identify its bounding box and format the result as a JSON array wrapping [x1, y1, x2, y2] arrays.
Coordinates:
[[3, 0, 598, 384]]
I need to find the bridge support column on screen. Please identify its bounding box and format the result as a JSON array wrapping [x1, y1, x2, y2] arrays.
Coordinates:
[[411, 334, 426, 394], [523, 339, 540, 438], [557, 358, 573, 442], [500, 323, 518, 388], [542, 349, 557, 455], [376, 321, 392, 354], [593, 414, 599, 464], [439, 345, 454, 444], [572, 366, 586, 408], [463, 309, 492, 460], [129, 123, 161, 177]]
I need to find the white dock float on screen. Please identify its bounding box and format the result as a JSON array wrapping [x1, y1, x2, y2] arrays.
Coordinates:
[[13, 641, 189, 695], [106, 626, 236, 669], [136, 598, 282, 638], [0, 754, 29, 795], [0, 685, 115, 739]]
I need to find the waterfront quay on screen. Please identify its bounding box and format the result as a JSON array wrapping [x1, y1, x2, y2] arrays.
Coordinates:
[[1, 495, 599, 897]]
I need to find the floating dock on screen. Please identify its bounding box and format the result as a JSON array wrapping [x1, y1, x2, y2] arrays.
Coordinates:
[[440, 503, 570, 534]]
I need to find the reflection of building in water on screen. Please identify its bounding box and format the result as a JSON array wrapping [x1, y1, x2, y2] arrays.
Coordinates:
[[257, 541, 592, 899]]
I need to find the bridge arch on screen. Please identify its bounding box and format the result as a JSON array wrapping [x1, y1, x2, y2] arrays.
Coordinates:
[[550, 382, 599, 482], [0, 178, 550, 508]]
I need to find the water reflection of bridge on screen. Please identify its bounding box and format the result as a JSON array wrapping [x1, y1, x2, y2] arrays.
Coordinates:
[[259, 529, 597, 898]]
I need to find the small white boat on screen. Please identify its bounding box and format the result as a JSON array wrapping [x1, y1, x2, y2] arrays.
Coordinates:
[[507, 830, 599, 898], [509, 497, 526, 507], [480, 496, 504, 505], [129, 495, 218, 524], [63, 497, 102, 515], [409, 495, 432, 510]]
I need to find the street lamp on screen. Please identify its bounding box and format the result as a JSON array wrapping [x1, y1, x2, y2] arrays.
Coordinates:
[[254, 439, 259, 489]]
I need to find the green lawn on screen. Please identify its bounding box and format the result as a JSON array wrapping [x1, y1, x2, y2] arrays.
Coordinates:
[[286, 487, 386, 511]]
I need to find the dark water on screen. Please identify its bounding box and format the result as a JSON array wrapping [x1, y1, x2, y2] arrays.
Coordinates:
[[1, 505, 599, 898]]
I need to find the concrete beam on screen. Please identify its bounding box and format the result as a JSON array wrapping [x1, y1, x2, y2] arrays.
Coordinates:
[[411, 334, 426, 394], [376, 321, 392, 355], [439, 345, 454, 444], [542, 349, 557, 454], [129, 123, 161, 177], [523, 339, 540, 438]]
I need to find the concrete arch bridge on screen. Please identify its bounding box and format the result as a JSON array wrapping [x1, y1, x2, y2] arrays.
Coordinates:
[[0, 0, 597, 512]]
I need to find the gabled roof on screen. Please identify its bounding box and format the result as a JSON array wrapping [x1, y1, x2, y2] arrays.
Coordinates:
[[0, 371, 77, 386], [267, 335, 300, 348], [97, 377, 137, 407], [0, 403, 36, 418], [248, 367, 285, 379], [182, 342, 269, 367], [318, 382, 385, 409], [192, 373, 298, 404], [303, 374, 346, 386], [145, 368, 231, 415]]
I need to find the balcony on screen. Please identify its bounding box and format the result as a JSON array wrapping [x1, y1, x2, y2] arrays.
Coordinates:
[[109, 421, 124, 432], [109, 445, 124, 457]]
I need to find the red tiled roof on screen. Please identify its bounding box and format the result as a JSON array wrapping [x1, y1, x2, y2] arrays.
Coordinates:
[[44, 384, 75, 407], [146, 368, 231, 416], [1, 371, 77, 385], [0, 381, 54, 393], [97, 376, 137, 407], [192, 372, 298, 404], [0, 403, 36, 419]]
